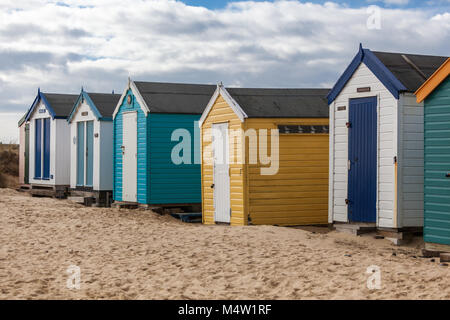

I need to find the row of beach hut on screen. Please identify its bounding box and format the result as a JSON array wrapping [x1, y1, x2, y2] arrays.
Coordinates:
[[17, 45, 450, 252]]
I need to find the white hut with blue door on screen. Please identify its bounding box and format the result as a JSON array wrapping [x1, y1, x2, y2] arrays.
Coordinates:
[[25, 89, 78, 197], [67, 89, 120, 206], [112, 80, 215, 206], [327, 45, 447, 240]]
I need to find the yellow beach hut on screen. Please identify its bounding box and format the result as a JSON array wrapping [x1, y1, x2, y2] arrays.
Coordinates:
[[199, 84, 330, 226]]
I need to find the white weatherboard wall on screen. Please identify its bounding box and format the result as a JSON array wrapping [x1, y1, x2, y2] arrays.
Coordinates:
[[69, 100, 113, 191], [398, 93, 424, 227], [330, 62, 397, 228], [29, 100, 71, 186], [329, 62, 424, 229]]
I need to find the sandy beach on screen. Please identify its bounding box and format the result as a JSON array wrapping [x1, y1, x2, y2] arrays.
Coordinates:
[[0, 187, 448, 300]]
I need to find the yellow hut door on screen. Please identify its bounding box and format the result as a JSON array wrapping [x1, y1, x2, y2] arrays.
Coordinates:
[[212, 123, 230, 223]]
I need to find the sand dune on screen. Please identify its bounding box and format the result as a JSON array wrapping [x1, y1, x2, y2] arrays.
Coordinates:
[[0, 188, 448, 300]]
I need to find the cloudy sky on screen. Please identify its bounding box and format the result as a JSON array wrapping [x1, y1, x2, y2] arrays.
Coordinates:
[[0, 0, 449, 142]]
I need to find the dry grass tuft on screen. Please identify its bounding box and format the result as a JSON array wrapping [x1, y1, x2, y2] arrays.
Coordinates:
[[0, 144, 19, 188]]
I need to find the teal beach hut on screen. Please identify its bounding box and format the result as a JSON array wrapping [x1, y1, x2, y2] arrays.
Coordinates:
[[416, 58, 450, 253], [112, 79, 215, 206]]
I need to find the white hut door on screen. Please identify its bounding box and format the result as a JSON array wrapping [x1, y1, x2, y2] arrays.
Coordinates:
[[122, 112, 137, 202], [212, 123, 230, 223]]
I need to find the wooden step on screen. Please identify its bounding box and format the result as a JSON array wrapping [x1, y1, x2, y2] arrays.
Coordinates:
[[67, 196, 85, 204], [112, 202, 139, 209], [334, 223, 376, 236]]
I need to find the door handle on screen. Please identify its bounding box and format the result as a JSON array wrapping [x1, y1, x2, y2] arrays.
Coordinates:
[[348, 160, 351, 171], [211, 184, 215, 189]]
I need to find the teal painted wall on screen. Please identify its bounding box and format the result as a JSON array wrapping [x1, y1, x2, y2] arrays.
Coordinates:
[[424, 77, 450, 246], [113, 90, 201, 205], [114, 89, 148, 203], [148, 113, 201, 204]]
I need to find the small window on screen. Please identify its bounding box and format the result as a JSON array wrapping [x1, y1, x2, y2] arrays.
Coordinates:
[[277, 125, 329, 134]]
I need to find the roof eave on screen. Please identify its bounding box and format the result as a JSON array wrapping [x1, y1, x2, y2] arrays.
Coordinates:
[[327, 45, 407, 104], [25, 90, 56, 121], [415, 58, 450, 103], [198, 84, 248, 127], [112, 79, 150, 119]]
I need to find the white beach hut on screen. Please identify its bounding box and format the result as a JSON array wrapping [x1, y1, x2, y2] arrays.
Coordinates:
[[25, 89, 78, 197], [327, 45, 447, 242], [67, 89, 120, 206]]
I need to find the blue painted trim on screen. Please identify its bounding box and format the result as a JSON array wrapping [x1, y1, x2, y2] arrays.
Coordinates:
[[327, 46, 364, 105], [42, 118, 51, 179], [67, 91, 103, 123], [67, 93, 84, 123], [39, 92, 56, 119], [34, 118, 42, 179], [20, 95, 39, 126], [327, 45, 408, 104], [362, 49, 407, 99], [25, 90, 57, 121]]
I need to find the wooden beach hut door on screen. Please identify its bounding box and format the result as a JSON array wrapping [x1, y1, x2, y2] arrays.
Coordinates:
[[347, 97, 377, 223], [76, 121, 94, 187], [122, 112, 137, 202], [24, 123, 29, 184], [212, 123, 230, 223], [34, 118, 50, 180]]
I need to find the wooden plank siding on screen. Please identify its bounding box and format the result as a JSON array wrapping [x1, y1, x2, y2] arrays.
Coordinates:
[[201, 93, 329, 226], [330, 62, 398, 227], [201, 95, 246, 225], [148, 113, 201, 204], [424, 77, 450, 246], [245, 118, 329, 225], [113, 89, 148, 203], [398, 93, 424, 227]]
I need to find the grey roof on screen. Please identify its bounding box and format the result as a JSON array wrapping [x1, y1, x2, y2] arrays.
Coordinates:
[[134, 81, 216, 114], [87, 92, 121, 118], [226, 88, 330, 118], [18, 111, 27, 127], [43, 93, 79, 118], [373, 51, 448, 92]]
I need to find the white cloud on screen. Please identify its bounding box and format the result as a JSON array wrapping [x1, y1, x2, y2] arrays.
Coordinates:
[[382, 0, 410, 5], [0, 0, 449, 141], [0, 113, 22, 144]]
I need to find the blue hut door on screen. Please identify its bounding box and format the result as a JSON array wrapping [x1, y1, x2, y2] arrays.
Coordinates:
[[34, 118, 50, 180], [348, 97, 377, 223], [42, 118, 50, 180], [25, 123, 30, 184], [76, 122, 85, 186], [85, 121, 94, 187], [34, 119, 42, 179]]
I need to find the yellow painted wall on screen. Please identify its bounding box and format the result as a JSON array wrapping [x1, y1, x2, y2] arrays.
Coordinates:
[[201, 92, 329, 226], [245, 118, 329, 226], [201, 95, 246, 225]]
